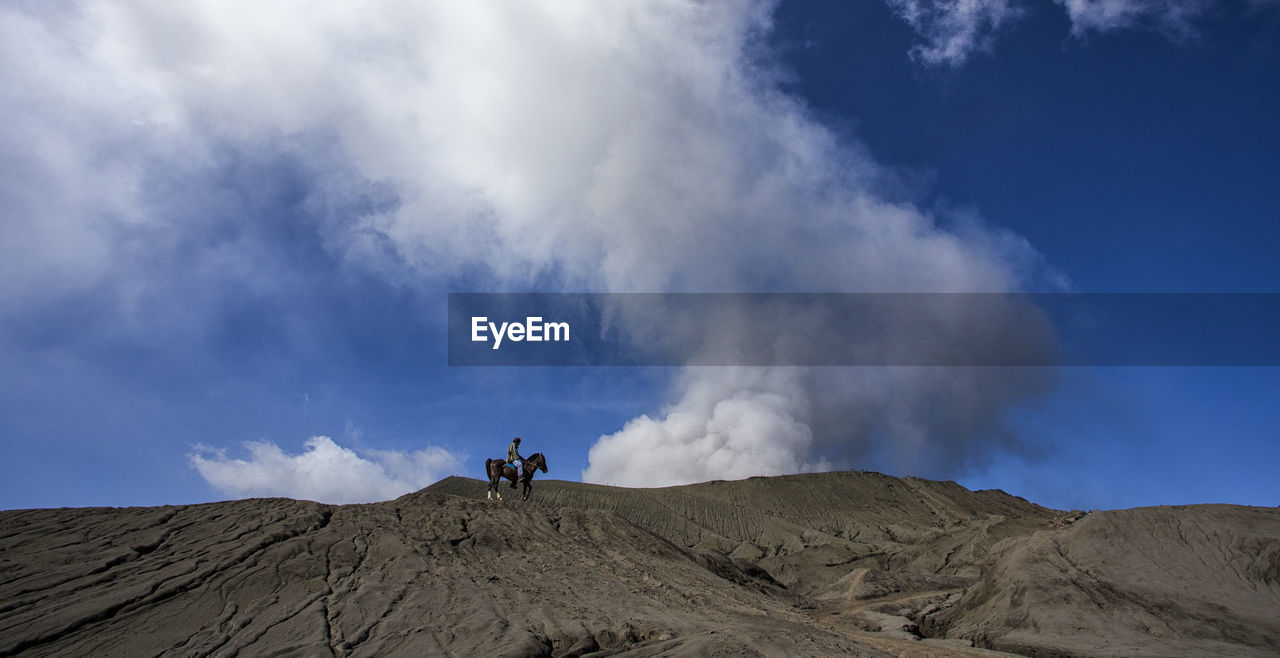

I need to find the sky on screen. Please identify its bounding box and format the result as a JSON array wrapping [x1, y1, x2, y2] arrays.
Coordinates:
[[1, 0, 1277, 511]]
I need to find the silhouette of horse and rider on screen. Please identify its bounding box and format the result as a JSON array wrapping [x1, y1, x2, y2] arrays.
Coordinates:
[[485, 436, 548, 501]]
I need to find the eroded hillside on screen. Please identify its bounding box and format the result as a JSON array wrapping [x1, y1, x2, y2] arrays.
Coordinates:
[[3, 472, 1277, 657]]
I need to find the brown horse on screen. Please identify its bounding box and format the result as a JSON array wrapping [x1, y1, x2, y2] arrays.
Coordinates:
[[485, 453, 548, 501]]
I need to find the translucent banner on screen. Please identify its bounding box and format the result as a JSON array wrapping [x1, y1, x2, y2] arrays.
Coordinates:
[[447, 293, 1280, 366]]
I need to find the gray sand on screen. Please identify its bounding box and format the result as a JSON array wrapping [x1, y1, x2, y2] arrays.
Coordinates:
[[2, 471, 1276, 656]]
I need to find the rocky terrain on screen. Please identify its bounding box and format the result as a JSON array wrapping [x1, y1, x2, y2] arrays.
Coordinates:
[[2, 471, 1277, 656]]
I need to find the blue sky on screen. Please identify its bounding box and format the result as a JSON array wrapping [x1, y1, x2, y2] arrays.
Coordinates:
[[1, 0, 1276, 511]]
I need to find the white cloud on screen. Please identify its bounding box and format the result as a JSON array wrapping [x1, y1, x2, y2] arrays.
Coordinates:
[[189, 436, 464, 504], [5, 2, 1060, 490], [1, 1, 1036, 296], [884, 0, 1258, 63], [885, 0, 1022, 66], [583, 368, 830, 487], [1057, 0, 1215, 37]]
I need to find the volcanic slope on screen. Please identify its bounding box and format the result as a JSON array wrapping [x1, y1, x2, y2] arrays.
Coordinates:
[[3, 472, 1278, 656], [921, 503, 1280, 656], [1, 473, 1025, 657], [428, 471, 1057, 596], [436, 474, 1280, 656]]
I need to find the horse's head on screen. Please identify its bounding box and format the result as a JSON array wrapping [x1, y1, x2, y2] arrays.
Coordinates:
[[532, 453, 548, 473]]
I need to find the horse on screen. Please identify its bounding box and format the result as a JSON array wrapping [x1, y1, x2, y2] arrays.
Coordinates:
[[485, 452, 548, 502]]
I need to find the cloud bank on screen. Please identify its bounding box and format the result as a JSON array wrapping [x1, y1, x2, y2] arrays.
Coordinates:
[[4, 1, 1061, 493], [190, 436, 463, 504]]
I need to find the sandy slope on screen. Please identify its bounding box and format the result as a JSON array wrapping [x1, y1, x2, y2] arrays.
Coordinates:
[[920, 504, 1280, 656], [428, 472, 1056, 595], [2, 472, 1276, 656], [0, 491, 885, 656]]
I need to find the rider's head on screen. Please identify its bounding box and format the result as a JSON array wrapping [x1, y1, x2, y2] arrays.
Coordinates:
[[513, 437, 521, 444]]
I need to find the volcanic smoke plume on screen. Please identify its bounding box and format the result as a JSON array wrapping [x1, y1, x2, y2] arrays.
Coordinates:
[[0, 1, 1060, 491]]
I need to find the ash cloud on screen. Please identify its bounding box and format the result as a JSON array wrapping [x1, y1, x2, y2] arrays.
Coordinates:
[[3, 1, 1061, 493]]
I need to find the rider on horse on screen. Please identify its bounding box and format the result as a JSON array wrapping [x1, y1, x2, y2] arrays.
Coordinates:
[[485, 440, 547, 501], [507, 437, 524, 477]]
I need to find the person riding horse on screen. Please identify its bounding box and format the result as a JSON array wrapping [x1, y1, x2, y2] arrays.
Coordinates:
[[506, 437, 524, 487], [486, 437, 548, 501]]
